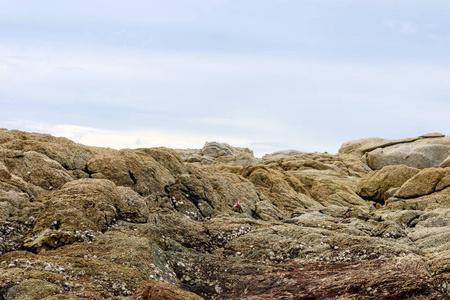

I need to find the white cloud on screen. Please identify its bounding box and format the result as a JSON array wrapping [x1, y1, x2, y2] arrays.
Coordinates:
[[19, 122, 341, 158], [2, 42, 449, 156], [26, 122, 256, 152]]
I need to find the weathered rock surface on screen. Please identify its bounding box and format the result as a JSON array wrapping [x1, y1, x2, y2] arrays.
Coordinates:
[[176, 141, 260, 165], [340, 133, 450, 170], [262, 149, 305, 160], [357, 165, 420, 203], [86, 149, 176, 196], [0, 128, 115, 174], [395, 168, 450, 199], [130, 279, 204, 300], [1, 128, 450, 299]]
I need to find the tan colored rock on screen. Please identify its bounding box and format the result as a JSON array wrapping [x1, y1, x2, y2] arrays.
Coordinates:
[[303, 174, 367, 207], [254, 200, 287, 221], [383, 187, 399, 202], [116, 187, 150, 223], [176, 141, 255, 165], [416, 215, 450, 228], [339, 137, 391, 157], [32, 179, 121, 233], [0, 160, 11, 180], [174, 148, 203, 164], [356, 165, 420, 203], [262, 149, 304, 160], [440, 156, 450, 168], [138, 147, 187, 175], [0, 173, 44, 201], [0, 189, 30, 212], [219, 153, 372, 211], [0, 201, 15, 220], [371, 221, 406, 239], [165, 165, 261, 219], [87, 149, 175, 196], [403, 188, 450, 211], [201, 141, 253, 158], [201, 141, 234, 158], [436, 175, 450, 192], [395, 168, 449, 199], [291, 168, 368, 208], [5, 128, 450, 299], [339, 133, 449, 157], [221, 165, 322, 212], [3, 150, 73, 190], [0, 128, 114, 171], [420, 132, 446, 138], [130, 279, 204, 300], [382, 210, 424, 227], [264, 152, 369, 177], [214, 153, 262, 166], [23, 228, 83, 253]]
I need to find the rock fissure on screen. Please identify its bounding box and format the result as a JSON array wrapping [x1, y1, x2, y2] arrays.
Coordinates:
[[128, 170, 138, 185]]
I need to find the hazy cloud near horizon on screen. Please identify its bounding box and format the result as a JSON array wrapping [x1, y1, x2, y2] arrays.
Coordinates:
[[1, 1, 449, 156]]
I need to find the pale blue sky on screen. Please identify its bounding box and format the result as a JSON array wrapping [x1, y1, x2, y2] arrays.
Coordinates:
[[1, 1, 449, 156]]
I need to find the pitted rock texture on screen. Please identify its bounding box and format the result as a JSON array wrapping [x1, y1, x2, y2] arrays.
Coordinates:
[[1, 128, 450, 299]]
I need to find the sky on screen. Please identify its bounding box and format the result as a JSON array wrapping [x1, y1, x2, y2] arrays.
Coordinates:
[[1, 1, 449, 157]]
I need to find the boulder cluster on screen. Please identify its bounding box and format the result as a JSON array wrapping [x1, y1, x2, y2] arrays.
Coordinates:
[[0, 128, 450, 299]]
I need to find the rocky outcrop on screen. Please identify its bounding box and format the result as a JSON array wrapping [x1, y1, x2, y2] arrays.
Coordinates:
[[0, 128, 115, 174], [86, 149, 176, 196], [358, 165, 450, 212], [2, 149, 73, 190], [395, 168, 450, 199], [176, 141, 260, 165], [340, 133, 450, 170], [262, 149, 304, 160], [356, 165, 420, 203], [1, 128, 450, 299]]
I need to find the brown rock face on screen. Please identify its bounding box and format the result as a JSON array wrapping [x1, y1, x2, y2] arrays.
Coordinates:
[[2, 150, 73, 190], [32, 179, 121, 233], [0, 128, 114, 172], [1, 128, 450, 299], [86, 149, 175, 196], [130, 279, 204, 300]]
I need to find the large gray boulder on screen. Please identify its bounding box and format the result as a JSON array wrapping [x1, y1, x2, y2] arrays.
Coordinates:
[[339, 133, 450, 170], [366, 144, 449, 170]]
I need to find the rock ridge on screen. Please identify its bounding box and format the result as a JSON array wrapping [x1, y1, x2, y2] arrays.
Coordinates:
[[0, 128, 449, 299]]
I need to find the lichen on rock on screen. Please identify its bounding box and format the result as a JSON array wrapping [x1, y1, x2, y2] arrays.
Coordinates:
[[1, 129, 450, 299]]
